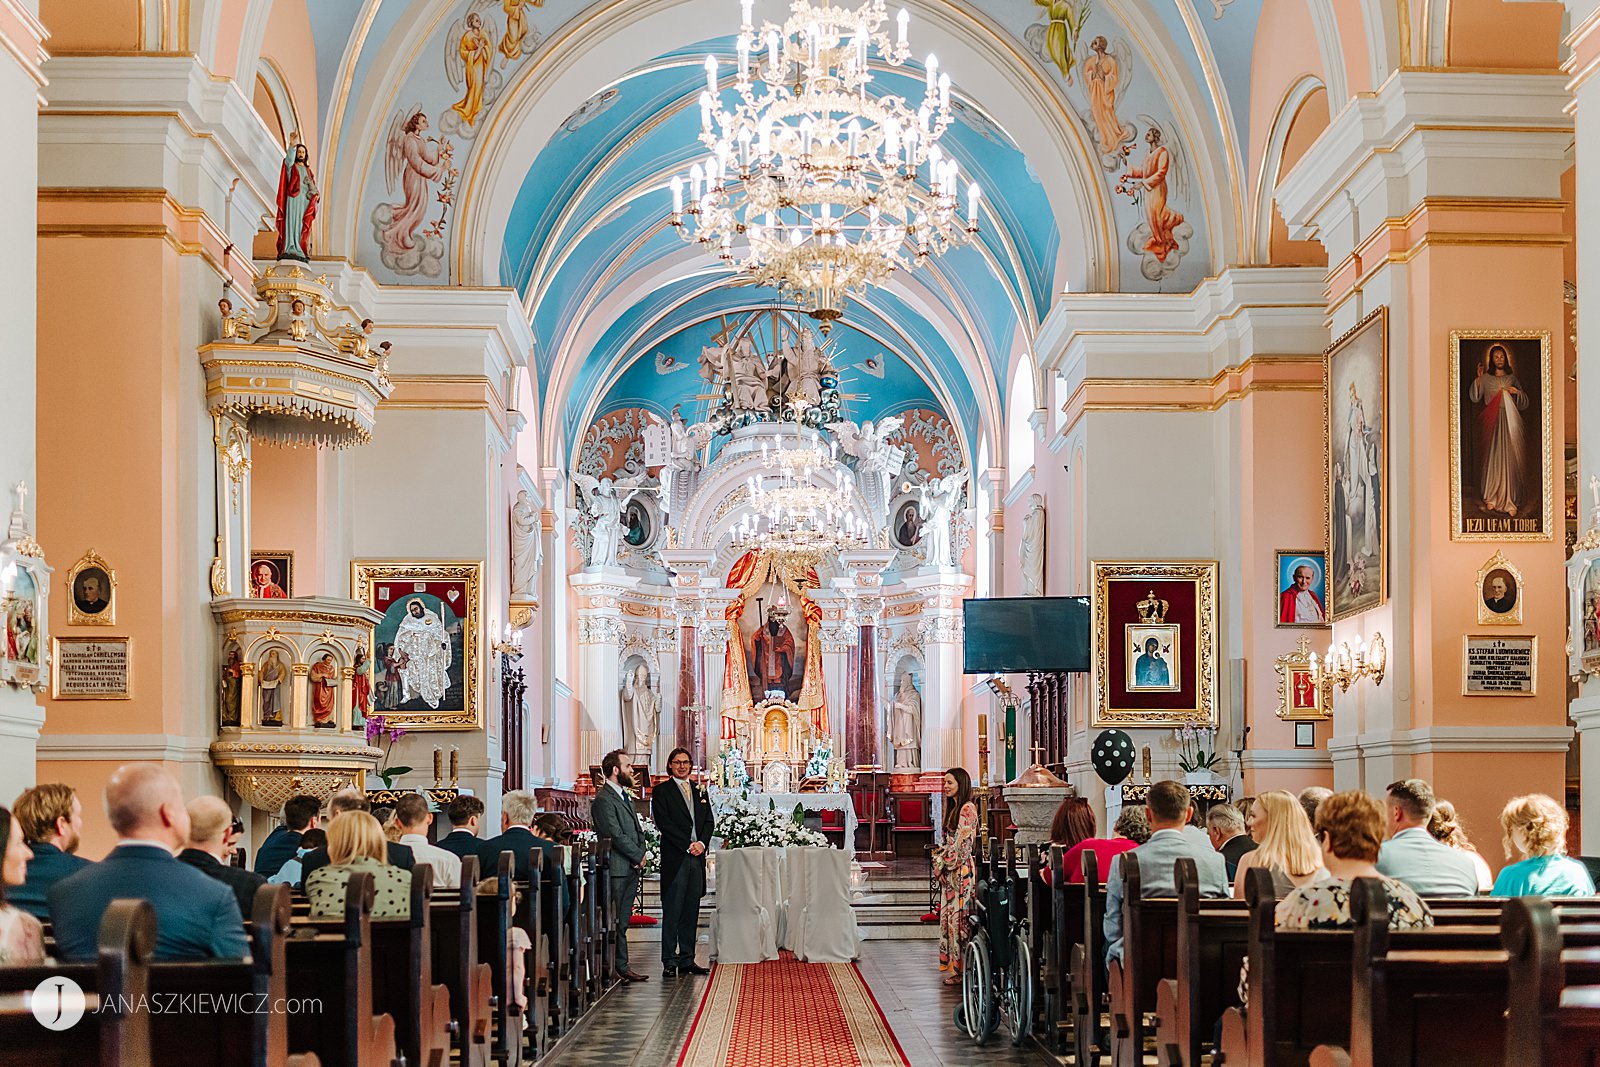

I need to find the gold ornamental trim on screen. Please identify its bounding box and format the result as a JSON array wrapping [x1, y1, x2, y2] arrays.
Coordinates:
[[349, 560, 484, 731], [1090, 560, 1219, 729]]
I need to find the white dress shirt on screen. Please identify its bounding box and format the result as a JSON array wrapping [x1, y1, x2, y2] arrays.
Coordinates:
[[399, 833, 463, 890], [1376, 826, 1481, 897]]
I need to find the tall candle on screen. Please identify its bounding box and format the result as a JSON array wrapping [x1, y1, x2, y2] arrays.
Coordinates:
[[449, 747, 459, 785], [433, 746, 442, 785]]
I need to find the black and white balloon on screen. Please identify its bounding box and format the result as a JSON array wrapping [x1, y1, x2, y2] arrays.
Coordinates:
[[1091, 729, 1137, 785]]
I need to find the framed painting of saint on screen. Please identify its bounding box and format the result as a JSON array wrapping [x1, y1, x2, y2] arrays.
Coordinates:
[[351, 560, 482, 730], [1326, 308, 1387, 621], [1449, 331, 1553, 541], [1274, 551, 1328, 629], [66, 549, 116, 626], [1091, 560, 1217, 728], [249, 552, 293, 598]]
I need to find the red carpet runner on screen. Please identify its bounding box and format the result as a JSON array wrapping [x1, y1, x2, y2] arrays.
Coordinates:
[[676, 952, 911, 1067]]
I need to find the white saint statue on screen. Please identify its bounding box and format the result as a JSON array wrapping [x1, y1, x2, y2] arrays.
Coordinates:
[[729, 337, 769, 411], [393, 598, 452, 708], [510, 488, 540, 595], [911, 469, 966, 569], [890, 672, 923, 771], [1020, 494, 1046, 597], [827, 416, 906, 517], [648, 405, 711, 513], [621, 661, 659, 759], [574, 474, 645, 569]]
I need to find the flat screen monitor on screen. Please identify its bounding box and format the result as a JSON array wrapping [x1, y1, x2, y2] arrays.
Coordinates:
[[962, 596, 1091, 674]]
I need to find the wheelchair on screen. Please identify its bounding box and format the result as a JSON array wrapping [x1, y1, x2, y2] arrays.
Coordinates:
[[954, 844, 1033, 1047]]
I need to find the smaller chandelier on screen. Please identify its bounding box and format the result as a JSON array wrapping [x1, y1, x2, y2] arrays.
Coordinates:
[[731, 422, 870, 566], [669, 0, 981, 331]]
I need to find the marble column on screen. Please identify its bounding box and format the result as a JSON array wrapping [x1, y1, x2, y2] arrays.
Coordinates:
[[853, 605, 880, 769]]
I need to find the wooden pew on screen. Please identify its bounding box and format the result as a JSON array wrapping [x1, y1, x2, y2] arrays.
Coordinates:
[[429, 854, 493, 1067], [594, 838, 615, 991], [477, 850, 524, 1067], [1503, 897, 1600, 1067], [1154, 858, 1249, 1067], [282, 873, 400, 1067], [1047, 845, 1087, 1056], [374, 868, 453, 1067], [2, 889, 320, 1067], [1071, 849, 1110, 1067], [1022, 845, 1050, 1043], [0, 899, 154, 1067], [1107, 852, 1180, 1067]]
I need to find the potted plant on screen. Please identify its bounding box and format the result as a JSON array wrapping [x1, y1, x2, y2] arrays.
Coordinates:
[[364, 714, 412, 792], [1174, 723, 1224, 785]]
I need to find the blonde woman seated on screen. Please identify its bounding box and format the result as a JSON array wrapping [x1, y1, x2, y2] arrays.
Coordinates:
[[1428, 799, 1494, 893], [1231, 790, 1326, 898], [1491, 793, 1595, 898], [306, 810, 412, 921]]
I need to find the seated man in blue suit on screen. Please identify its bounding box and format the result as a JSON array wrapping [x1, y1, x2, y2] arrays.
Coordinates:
[[478, 789, 566, 909], [1104, 780, 1228, 962], [9, 783, 93, 921], [50, 764, 247, 962], [253, 792, 321, 878]]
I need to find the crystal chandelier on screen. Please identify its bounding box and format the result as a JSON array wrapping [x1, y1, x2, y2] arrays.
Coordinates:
[[731, 418, 871, 568], [669, 0, 981, 331]]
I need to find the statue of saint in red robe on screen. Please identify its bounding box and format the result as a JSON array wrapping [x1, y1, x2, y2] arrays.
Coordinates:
[[749, 607, 797, 699], [276, 140, 318, 261]]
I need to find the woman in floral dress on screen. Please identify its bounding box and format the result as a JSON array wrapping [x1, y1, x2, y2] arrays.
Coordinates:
[[0, 805, 44, 964], [932, 767, 977, 984]]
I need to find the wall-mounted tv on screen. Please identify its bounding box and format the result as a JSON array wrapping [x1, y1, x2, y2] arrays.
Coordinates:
[[962, 596, 1091, 674]]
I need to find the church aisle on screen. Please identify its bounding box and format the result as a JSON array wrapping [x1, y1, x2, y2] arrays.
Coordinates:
[[543, 941, 1058, 1066]]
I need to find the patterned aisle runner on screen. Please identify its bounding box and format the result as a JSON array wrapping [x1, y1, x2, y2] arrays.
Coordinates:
[[677, 952, 912, 1067]]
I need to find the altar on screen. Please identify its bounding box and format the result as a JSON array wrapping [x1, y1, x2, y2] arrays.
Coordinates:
[[709, 787, 858, 856]]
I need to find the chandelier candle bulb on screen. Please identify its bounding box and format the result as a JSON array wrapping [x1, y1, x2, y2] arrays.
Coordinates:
[[741, 0, 753, 28], [897, 7, 908, 45], [705, 55, 718, 93], [925, 53, 938, 95], [938, 71, 951, 110]]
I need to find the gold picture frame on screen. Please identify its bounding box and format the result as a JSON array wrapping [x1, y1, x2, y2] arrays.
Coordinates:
[[1475, 550, 1524, 626], [51, 636, 132, 700], [1325, 307, 1388, 621], [350, 559, 482, 730], [1448, 330, 1554, 542], [66, 549, 116, 626], [1462, 634, 1536, 697], [1274, 635, 1333, 721], [1091, 560, 1218, 728], [248, 551, 294, 598]]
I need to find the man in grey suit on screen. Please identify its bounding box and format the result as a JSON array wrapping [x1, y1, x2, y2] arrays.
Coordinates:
[[1376, 778, 1479, 897], [591, 749, 650, 982], [1104, 780, 1228, 961]]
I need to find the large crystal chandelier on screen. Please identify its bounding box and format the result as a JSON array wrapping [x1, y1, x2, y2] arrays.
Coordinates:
[[731, 418, 871, 568], [669, 0, 981, 331]]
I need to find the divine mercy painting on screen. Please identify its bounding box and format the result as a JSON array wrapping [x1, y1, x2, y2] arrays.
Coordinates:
[[1450, 331, 1552, 541], [1326, 308, 1387, 621]]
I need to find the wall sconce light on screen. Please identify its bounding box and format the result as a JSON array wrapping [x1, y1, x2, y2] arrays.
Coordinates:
[[1322, 632, 1386, 691], [492, 622, 523, 659]]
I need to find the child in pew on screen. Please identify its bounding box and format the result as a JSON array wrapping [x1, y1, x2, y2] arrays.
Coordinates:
[[1491, 794, 1595, 898], [268, 826, 327, 888], [0, 805, 44, 964], [474, 875, 532, 1014], [1236, 790, 1432, 1008]]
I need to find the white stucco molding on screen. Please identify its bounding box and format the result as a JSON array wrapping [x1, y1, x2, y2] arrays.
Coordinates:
[[38, 733, 215, 763], [0, 702, 45, 743], [1275, 70, 1572, 262], [1326, 724, 1574, 761], [1240, 748, 1336, 770]]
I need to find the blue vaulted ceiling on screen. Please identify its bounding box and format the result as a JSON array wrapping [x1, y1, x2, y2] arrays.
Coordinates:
[[500, 38, 1060, 457]]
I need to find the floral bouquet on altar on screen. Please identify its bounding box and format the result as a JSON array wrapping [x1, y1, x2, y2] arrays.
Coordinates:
[[716, 793, 830, 850]]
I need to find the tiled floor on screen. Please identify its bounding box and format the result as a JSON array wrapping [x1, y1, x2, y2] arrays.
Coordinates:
[[542, 938, 1059, 1067]]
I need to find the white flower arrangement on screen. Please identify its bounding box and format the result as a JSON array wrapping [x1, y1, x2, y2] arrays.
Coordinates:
[[576, 816, 663, 875], [716, 793, 831, 850]]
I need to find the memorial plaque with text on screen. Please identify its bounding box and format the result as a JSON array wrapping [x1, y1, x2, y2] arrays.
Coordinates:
[[1462, 635, 1536, 696], [51, 637, 132, 699]]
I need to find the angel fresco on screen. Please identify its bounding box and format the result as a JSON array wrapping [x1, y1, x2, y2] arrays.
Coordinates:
[[447, 10, 496, 129], [371, 107, 456, 277], [1081, 36, 1135, 160], [1029, 0, 1092, 84], [1116, 120, 1194, 281], [499, 0, 541, 63]]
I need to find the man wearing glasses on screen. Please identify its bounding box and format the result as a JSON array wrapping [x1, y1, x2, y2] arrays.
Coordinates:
[[650, 747, 715, 976]]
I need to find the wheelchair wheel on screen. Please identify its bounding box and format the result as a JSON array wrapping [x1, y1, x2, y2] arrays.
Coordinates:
[[1004, 928, 1034, 1047], [962, 935, 996, 1045]]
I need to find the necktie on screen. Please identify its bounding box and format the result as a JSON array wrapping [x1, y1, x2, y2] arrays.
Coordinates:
[[680, 778, 696, 840]]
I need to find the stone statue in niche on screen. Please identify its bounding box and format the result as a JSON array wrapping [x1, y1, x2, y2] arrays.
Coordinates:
[[890, 671, 923, 771], [309, 651, 338, 728], [1020, 494, 1046, 597], [275, 135, 319, 261], [352, 645, 372, 723], [258, 648, 286, 726], [621, 659, 659, 760], [909, 469, 966, 570], [510, 488, 540, 595]]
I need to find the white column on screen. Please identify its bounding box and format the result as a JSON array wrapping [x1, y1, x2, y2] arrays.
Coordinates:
[[0, 5, 45, 787], [571, 569, 630, 768], [906, 573, 975, 771], [814, 589, 855, 746]]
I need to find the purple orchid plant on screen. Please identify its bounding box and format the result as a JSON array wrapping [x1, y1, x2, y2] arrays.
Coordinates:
[[365, 714, 412, 788]]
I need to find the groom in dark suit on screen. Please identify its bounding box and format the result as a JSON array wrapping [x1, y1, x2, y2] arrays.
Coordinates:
[[650, 747, 714, 977], [591, 749, 649, 982]]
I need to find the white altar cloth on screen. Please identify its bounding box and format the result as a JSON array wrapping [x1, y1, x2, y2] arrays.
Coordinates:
[[707, 846, 861, 964], [708, 788, 858, 855]]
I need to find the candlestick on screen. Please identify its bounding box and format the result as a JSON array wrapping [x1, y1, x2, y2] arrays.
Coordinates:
[[449, 746, 459, 786], [433, 747, 442, 786]]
